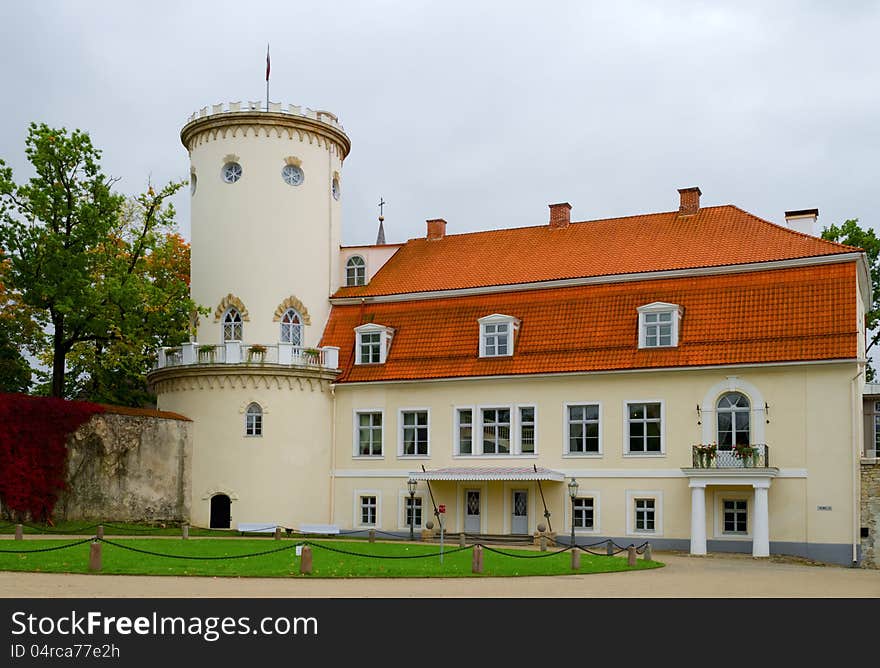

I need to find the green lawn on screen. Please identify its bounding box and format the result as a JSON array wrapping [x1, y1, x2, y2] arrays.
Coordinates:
[[0, 538, 663, 578]]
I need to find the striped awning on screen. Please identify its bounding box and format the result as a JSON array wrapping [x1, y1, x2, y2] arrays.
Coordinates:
[[411, 466, 565, 482]]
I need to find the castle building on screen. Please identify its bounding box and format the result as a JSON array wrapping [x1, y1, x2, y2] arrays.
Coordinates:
[[149, 100, 871, 565]]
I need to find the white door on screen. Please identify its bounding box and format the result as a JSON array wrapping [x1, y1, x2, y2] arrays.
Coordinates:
[[512, 490, 528, 534], [464, 490, 481, 534]]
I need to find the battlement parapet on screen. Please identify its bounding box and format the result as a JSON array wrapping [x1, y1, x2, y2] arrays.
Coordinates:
[[187, 101, 343, 131]]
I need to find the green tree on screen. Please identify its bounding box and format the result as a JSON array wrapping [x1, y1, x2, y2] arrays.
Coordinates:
[[822, 219, 880, 381], [0, 123, 198, 403], [0, 252, 37, 392]]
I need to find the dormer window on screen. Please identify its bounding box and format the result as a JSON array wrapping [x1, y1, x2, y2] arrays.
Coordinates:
[[478, 314, 520, 358], [346, 256, 366, 286], [355, 323, 394, 364], [637, 302, 682, 348]]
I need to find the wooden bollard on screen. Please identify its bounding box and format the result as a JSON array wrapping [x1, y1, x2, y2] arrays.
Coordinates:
[[368, 529, 375, 543], [14, 524, 23, 541], [606, 539, 614, 556], [539, 535, 547, 552], [182, 524, 189, 540], [458, 533, 466, 547], [627, 545, 637, 567], [299, 546, 313, 574], [96, 525, 104, 540], [472, 545, 484, 574], [571, 548, 581, 570], [274, 526, 281, 541], [89, 541, 102, 572], [643, 543, 652, 562]]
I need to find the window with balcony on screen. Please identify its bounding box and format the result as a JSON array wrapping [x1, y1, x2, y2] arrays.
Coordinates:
[[637, 302, 682, 348], [223, 308, 243, 342], [717, 392, 750, 450], [280, 308, 303, 346]]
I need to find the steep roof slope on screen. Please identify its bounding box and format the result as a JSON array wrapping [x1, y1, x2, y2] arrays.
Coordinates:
[[333, 205, 857, 298]]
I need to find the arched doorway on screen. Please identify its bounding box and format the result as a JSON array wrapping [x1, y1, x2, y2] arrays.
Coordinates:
[[210, 494, 231, 529]]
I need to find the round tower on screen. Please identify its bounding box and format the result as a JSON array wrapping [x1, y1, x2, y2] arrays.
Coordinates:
[[149, 101, 350, 530]]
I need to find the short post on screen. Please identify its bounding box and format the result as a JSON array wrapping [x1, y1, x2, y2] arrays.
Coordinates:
[[627, 545, 637, 567], [571, 547, 581, 570], [539, 535, 547, 552], [299, 545, 313, 575], [182, 524, 189, 540], [606, 539, 614, 556], [368, 529, 375, 543], [472, 545, 484, 574], [643, 543, 652, 562], [458, 533, 466, 547], [96, 525, 104, 540], [14, 524, 23, 541], [274, 526, 281, 541], [89, 541, 102, 572]]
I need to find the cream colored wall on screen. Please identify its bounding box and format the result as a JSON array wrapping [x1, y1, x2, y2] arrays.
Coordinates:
[[332, 363, 858, 544], [189, 123, 344, 348], [157, 376, 333, 529]]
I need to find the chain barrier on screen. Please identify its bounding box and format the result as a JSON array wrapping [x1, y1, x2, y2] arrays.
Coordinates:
[[0, 538, 95, 554], [478, 543, 573, 559], [97, 538, 304, 561], [306, 541, 473, 560]]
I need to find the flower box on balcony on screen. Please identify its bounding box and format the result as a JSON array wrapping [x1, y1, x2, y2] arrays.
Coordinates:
[[247, 345, 267, 363], [197, 344, 217, 363]]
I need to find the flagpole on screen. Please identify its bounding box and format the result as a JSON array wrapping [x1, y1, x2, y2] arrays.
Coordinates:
[[265, 43, 270, 111]]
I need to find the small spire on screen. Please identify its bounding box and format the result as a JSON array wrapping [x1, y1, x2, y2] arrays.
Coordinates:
[[376, 197, 386, 245]]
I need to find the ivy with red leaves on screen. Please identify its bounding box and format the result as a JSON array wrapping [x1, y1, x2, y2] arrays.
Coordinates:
[[0, 393, 104, 521]]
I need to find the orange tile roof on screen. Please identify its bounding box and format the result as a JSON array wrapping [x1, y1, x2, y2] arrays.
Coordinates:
[[332, 205, 857, 297], [322, 263, 857, 382]]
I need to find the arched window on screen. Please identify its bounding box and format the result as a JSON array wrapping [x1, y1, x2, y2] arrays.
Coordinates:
[[245, 403, 263, 437], [346, 256, 366, 286], [717, 392, 750, 449], [223, 308, 242, 342], [280, 308, 303, 346]]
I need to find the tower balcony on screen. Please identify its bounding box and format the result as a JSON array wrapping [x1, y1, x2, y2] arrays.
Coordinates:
[[689, 444, 770, 469], [155, 342, 340, 372]]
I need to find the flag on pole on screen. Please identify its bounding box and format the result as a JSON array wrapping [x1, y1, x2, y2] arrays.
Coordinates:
[[266, 44, 270, 82]]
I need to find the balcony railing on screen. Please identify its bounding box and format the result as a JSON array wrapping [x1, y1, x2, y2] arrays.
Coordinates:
[[691, 444, 769, 468], [155, 342, 339, 371]]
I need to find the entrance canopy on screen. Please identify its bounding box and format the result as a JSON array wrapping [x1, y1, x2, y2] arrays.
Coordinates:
[[411, 466, 565, 482]]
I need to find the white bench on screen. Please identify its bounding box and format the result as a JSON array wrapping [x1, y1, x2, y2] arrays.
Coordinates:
[[299, 523, 340, 535], [237, 522, 283, 535]]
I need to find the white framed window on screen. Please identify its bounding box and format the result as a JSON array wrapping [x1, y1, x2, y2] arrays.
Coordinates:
[[637, 302, 682, 348], [519, 405, 536, 454], [399, 409, 430, 457], [245, 402, 262, 437], [478, 314, 519, 358], [481, 407, 511, 454], [455, 408, 474, 455], [280, 308, 303, 346], [223, 308, 243, 342], [354, 323, 393, 365], [398, 492, 424, 530], [626, 490, 663, 536], [573, 497, 594, 529], [723, 499, 748, 535], [625, 401, 664, 455], [354, 491, 380, 528], [345, 256, 366, 286], [354, 410, 383, 457], [717, 392, 751, 449], [565, 403, 601, 455]]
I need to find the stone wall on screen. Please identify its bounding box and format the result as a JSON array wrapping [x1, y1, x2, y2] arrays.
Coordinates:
[[861, 461, 880, 568], [57, 411, 192, 522]]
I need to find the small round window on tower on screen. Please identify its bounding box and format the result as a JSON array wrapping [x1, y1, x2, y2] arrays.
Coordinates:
[[331, 177, 340, 200], [190, 173, 197, 196], [222, 162, 242, 184], [282, 164, 304, 186]]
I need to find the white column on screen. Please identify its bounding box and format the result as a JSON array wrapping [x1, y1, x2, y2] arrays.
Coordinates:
[[752, 482, 770, 557], [689, 482, 707, 555]]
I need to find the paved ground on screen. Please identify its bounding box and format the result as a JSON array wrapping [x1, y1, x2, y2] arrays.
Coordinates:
[[1, 551, 878, 597]]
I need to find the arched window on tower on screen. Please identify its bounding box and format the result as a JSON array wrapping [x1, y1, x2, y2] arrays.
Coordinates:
[[716, 392, 750, 450], [245, 402, 263, 437], [280, 308, 303, 346], [346, 256, 366, 287], [223, 308, 243, 342]]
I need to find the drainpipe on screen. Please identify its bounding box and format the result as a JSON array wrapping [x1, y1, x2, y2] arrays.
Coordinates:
[[851, 363, 865, 565], [329, 383, 337, 525]]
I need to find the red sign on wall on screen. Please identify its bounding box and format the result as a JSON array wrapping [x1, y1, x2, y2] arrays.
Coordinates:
[[438, 504, 446, 514]]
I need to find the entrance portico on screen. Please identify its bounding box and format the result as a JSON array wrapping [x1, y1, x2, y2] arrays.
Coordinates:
[[684, 469, 777, 557]]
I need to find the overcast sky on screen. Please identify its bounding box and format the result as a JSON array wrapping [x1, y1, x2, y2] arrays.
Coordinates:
[[2, 1, 878, 246]]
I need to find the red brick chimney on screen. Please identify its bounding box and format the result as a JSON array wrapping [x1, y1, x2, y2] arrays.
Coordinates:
[[426, 218, 447, 240], [677, 187, 701, 215], [549, 203, 572, 229]]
